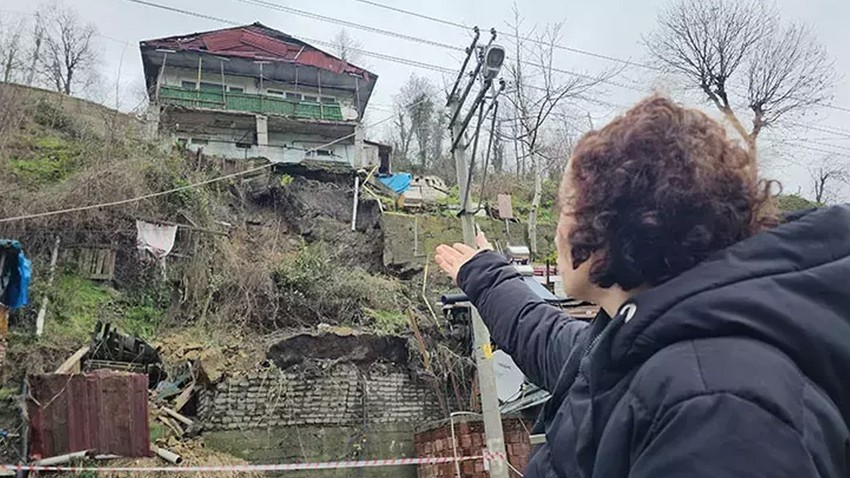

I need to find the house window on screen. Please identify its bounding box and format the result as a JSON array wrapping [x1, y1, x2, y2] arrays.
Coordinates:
[[320, 96, 337, 104], [268, 89, 286, 96], [307, 149, 332, 157], [285, 92, 301, 101], [228, 86, 244, 93], [180, 81, 222, 91], [235, 142, 253, 149], [191, 138, 209, 145], [302, 95, 319, 103]]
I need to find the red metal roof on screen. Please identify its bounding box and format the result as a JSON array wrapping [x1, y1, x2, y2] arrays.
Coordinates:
[[141, 23, 371, 79], [27, 371, 151, 459]]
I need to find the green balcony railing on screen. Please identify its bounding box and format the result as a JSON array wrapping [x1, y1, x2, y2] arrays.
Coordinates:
[[158, 86, 345, 122]]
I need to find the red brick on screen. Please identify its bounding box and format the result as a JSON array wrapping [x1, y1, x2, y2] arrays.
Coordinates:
[[460, 434, 472, 448]]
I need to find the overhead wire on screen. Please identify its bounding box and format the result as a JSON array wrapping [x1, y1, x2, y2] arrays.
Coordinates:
[[345, 0, 850, 114], [0, 94, 434, 224], [348, 0, 656, 72], [104, 0, 850, 158], [227, 0, 643, 93]]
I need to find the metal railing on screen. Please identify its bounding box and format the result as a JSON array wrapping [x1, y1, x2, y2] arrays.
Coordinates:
[[158, 86, 345, 121]]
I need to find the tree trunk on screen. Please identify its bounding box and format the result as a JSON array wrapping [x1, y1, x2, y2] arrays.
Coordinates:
[[63, 70, 72, 94], [528, 151, 542, 257]]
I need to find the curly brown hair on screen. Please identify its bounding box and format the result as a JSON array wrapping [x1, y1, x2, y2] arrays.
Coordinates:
[[563, 95, 775, 290]]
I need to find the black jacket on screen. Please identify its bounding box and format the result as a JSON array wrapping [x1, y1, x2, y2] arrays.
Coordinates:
[[458, 205, 850, 477]]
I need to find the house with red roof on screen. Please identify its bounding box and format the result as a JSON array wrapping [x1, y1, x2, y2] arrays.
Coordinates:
[[140, 23, 380, 167]]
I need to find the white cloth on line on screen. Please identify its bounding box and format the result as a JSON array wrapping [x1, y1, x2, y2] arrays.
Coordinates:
[[136, 221, 178, 259]]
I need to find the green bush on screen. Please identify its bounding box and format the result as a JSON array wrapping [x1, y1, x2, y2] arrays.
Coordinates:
[[274, 243, 407, 328], [776, 194, 820, 212]]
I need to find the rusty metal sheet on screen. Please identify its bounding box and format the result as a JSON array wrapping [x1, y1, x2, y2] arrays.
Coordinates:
[[27, 371, 151, 460]]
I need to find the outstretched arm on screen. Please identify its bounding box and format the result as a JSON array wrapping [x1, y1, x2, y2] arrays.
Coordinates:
[[435, 236, 588, 391]]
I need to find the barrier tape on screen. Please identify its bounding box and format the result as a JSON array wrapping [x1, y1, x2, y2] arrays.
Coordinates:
[[0, 452, 508, 473]]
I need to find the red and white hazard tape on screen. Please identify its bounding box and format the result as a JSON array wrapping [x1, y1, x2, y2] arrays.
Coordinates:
[[0, 452, 508, 473]]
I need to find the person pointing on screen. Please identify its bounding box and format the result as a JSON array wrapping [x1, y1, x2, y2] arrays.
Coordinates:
[[436, 96, 850, 478]]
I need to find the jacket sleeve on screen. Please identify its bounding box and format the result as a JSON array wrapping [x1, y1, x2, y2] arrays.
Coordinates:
[[457, 251, 589, 392], [630, 393, 818, 477]]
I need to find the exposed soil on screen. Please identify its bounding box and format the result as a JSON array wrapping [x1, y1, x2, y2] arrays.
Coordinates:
[[267, 332, 409, 369], [274, 175, 384, 272]]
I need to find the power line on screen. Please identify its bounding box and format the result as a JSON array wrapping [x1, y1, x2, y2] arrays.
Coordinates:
[[105, 0, 850, 153], [233, 0, 459, 52], [117, 0, 455, 74], [229, 0, 643, 93], [346, 0, 850, 114], [348, 0, 657, 71], [0, 95, 429, 224]]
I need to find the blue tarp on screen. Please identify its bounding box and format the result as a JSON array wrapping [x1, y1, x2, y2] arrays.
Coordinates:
[[378, 173, 413, 194], [0, 240, 30, 310]]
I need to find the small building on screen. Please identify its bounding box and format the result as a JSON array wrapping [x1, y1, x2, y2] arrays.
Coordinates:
[[140, 23, 378, 167]]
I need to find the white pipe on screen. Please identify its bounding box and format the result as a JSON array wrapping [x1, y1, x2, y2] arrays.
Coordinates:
[[36, 236, 60, 336], [155, 447, 183, 464], [448, 412, 481, 478], [31, 450, 91, 466], [449, 414, 461, 478], [351, 175, 360, 231]]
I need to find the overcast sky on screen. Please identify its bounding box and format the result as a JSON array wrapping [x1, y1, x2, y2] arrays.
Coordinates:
[[3, 0, 849, 199]]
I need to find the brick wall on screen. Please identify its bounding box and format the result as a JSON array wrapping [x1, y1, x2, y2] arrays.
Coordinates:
[[198, 363, 442, 430], [414, 418, 532, 478]]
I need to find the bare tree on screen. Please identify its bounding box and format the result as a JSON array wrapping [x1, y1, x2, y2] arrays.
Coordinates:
[[809, 156, 848, 204], [504, 6, 613, 256], [645, 0, 834, 159], [390, 107, 413, 167], [330, 29, 363, 64], [36, 2, 99, 95], [394, 74, 437, 171], [0, 16, 28, 83]]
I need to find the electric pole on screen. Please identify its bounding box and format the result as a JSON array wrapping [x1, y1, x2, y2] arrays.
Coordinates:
[[447, 28, 509, 478]]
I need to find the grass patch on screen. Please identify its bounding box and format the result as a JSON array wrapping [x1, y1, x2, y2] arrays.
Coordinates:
[[44, 271, 112, 344], [10, 135, 81, 185], [273, 242, 408, 328], [41, 269, 166, 345], [364, 309, 409, 336]]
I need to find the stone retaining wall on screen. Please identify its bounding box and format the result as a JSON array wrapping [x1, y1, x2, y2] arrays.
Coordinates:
[[198, 363, 442, 430]]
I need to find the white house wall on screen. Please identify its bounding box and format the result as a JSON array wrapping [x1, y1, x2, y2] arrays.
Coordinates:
[[181, 132, 354, 164]]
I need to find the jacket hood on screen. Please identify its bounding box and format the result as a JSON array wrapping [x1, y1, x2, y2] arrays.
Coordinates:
[[611, 205, 850, 422]]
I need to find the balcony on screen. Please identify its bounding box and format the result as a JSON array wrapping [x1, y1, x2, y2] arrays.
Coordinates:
[[158, 86, 345, 122]]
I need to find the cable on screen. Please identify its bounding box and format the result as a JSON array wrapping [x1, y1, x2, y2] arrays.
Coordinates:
[[93, 0, 850, 152], [233, 0, 459, 52], [346, 0, 850, 114], [0, 96, 430, 224], [229, 0, 642, 93], [476, 102, 500, 213], [118, 0, 455, 74], [348, 0, 656, 72]]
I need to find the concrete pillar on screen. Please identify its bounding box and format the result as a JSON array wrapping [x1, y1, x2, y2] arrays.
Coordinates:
[[256, 115, 269, 147], [353, 122, 364, 169], [143, 103, 161, 141], [256, 114, 269, 160]]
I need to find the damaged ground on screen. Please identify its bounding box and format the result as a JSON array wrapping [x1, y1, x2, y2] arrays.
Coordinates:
[[0, 85, 480, 474]]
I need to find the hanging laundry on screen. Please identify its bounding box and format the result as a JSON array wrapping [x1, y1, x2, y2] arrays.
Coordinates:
[[136, 221, 178, 259]]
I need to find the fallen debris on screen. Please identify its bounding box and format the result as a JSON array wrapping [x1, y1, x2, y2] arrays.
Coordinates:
[[154, 446, 182, 465]]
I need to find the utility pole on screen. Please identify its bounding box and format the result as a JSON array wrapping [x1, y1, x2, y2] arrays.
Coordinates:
[[447, 28, 509, 478]]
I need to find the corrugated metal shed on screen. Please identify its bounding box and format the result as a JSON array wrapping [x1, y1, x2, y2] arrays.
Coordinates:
[[27, 371, 151, 459]]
